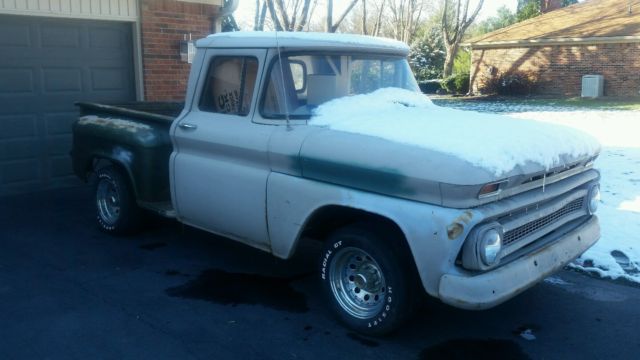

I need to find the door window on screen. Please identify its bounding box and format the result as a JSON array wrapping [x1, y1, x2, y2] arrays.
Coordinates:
[[200, 56, 258, 116]]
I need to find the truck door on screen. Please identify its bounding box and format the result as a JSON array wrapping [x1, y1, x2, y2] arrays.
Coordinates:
[[170, 49, 273, 251]]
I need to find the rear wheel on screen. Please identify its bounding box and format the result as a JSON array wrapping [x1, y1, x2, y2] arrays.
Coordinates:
[[319, 222, 417, 335], [94, 166, 141, 235]]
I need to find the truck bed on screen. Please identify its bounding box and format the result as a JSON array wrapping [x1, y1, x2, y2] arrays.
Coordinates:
[[72, 102, 183, 217]]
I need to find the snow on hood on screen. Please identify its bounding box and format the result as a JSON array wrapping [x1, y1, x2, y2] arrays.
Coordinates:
[[309, 88, 601, 177]]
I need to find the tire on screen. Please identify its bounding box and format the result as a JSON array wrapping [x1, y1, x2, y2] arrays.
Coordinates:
[[94, 166, 141, 235], [319, 222, 418, 336]]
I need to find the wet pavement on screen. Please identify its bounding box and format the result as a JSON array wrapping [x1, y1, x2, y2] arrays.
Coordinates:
[[1, 187, 639, 359]]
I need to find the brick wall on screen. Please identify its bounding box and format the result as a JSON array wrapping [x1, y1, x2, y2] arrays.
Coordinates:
[[140, 0, 219, 101], [470, 42, 640, 97]]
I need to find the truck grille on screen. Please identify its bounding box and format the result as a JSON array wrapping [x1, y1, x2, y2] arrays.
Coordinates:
[[503, 197, 584, 246]]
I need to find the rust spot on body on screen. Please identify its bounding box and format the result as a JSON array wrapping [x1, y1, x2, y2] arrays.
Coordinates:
[[447, 211, 474, 240], [447, 223, 464, 239]]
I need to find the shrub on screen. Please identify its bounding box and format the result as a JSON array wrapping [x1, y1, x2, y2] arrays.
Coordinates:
[[408, 28, 446, 82], [441, 72, 470, 94], [418, 80, 442, 94], [486, 70, 537, 96]]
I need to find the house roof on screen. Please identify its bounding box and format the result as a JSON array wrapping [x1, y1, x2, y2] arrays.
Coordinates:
[[469, 0, 640, 48]]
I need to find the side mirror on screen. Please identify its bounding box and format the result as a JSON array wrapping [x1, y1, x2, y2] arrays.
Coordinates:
[[289, 60, 307, 93]]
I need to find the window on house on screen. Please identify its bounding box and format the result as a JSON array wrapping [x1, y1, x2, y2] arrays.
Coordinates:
[[200, 56, 258, 116]]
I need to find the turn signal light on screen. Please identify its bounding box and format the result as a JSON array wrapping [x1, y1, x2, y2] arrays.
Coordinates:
[[478, 181, 507, 198]]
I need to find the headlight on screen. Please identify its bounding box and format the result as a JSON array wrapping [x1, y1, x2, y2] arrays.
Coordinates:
[[588, 184, 600, 214], [480, 228, 502, 266], [462, 222, 504, 270]]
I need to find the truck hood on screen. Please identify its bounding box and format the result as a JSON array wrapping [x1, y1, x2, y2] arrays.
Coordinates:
[[300, 88, 601, 207]]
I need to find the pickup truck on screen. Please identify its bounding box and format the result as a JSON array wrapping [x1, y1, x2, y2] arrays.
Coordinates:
[[71, 32, 601, 335]]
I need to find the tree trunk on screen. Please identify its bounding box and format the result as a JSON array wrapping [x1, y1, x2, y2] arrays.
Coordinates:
[[443, 43, 458, 77], [326, 0, 333, 32], [362, 0, 368, 35]]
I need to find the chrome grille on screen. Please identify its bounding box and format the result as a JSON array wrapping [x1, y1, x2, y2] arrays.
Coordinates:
[[503, 197, 584, 246]]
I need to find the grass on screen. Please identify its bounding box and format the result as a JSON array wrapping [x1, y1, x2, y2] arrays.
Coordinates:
[[431, 95, 640, 111]]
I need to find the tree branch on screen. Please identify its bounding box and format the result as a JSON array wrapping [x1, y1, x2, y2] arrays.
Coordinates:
[[330, 0, 359, 32]]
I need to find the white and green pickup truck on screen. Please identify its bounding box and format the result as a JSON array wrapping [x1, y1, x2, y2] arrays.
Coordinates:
[[71, 32, 601, 335]]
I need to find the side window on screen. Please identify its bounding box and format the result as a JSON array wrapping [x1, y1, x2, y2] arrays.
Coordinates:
[[200, 56, 258, 116]]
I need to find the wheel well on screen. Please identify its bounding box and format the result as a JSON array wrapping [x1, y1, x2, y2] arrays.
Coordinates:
[[300, 206, 403, 242], [89, 157, 137, 198], [298, 205, 421, 287]]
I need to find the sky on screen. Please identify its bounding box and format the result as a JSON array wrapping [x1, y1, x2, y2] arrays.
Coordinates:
[[233, 0, 520, 31]]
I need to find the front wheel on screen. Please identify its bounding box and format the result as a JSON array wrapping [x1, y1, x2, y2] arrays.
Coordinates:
[[94, 166, 141, 235], [319, 223, 418, 335]]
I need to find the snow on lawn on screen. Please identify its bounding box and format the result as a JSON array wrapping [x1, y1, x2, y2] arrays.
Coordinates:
[[310, 89, 600, 177]]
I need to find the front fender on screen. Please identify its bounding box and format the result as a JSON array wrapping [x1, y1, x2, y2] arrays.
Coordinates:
[[266, 172, 482, 296]]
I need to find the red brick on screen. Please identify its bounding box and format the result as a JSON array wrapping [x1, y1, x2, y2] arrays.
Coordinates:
[[470, 43, 640, 97], [140, 0, 219, 101]]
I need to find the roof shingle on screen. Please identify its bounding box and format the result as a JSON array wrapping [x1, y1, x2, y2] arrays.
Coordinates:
[[469, 0, 640, 45]]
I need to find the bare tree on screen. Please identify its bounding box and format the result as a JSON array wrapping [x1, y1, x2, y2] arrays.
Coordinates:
[[371, 0, 385, 36], [349, 0, 385, 36], [256, 0, 316, 31], [387, 0, 428, 43], [254, 0, 268, 30], [326, 0, 360, 33], [361, 0, 368, 35], [441, 0, 483, 76]]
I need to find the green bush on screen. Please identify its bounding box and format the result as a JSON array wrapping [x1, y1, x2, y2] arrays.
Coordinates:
[[453, 50, 471, 76], [485, 70, 537, 95], [441, 72, 470, 94], [418, 80, 442, 94]]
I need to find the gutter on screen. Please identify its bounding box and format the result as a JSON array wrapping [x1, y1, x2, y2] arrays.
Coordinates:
[[466, 35, 640, 49]]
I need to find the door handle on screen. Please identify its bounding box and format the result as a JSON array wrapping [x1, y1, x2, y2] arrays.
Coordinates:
[[179, 122, 197, 130]]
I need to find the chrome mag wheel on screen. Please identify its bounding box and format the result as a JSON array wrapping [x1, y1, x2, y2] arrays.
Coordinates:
[[329, 247, 387, 319], [96, 177, 121, 225]]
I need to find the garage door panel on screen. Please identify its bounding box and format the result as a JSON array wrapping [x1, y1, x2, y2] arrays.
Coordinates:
[[45, 112, 76, 135], [46, 135, 72, 155], [90, 67, 130, 91], [2, 160, 40, 185], [40, 24, 81, 48], [49, 155, 74, 177], [0, 114, 38, 139], [0, 15, 135, 196], [0, 68, 35, 94], [42, 68, 84, 93], [0, 21, 31, 47], [89, 26, 125, 49], [0, 139, 38, 161]]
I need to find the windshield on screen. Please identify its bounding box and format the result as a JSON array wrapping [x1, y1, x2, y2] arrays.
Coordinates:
[[261, 53, 419, 119]]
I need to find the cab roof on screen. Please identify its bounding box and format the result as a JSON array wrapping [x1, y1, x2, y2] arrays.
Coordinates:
[[196, 31, 410, 56]]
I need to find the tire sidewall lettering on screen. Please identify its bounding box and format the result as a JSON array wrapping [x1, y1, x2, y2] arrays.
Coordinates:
[[321, 240, 344, 281], [96, 170, 120, 231]]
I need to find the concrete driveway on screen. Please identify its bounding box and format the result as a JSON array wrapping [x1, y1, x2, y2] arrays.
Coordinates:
[[1, 187, 639, 359]]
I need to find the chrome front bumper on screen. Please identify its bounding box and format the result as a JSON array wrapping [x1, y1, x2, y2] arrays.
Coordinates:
[[438, 216, 600, 310]]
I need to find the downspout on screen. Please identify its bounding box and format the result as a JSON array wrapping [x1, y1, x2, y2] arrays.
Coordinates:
[[213, 0, 240, 33]]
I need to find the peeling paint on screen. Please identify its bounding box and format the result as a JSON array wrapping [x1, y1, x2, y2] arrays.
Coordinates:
[[447, 211, 474, 240], [78, 115, 152, 132], [447, 223, 464, 240], [112, 146, 133, 164]]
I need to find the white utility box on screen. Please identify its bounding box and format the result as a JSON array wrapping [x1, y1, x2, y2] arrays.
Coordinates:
[[581, 75, 604, 98]]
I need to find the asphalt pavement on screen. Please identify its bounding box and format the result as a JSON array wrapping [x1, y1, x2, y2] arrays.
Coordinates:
[[1, 187, 639, 360]]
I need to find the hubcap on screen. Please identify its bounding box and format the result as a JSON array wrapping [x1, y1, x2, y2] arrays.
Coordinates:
[[96, 177, 120, 225], [329, 247, 387, 319]]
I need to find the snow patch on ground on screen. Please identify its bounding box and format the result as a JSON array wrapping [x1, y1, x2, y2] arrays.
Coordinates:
[[439, 100, 640, 283], [310, 88, 600, 176]]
